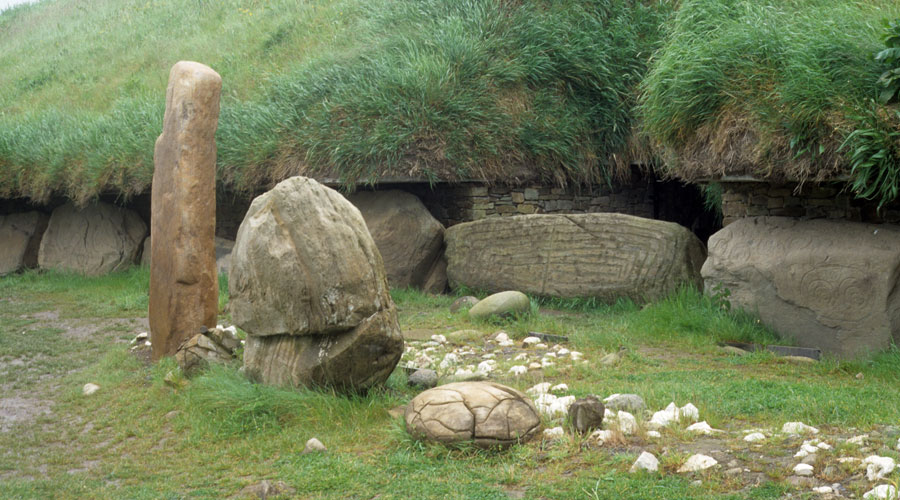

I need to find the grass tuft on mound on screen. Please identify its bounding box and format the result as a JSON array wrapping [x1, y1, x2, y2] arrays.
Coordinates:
[[0, 0, 671, 204], [639, 0, 900, 202]]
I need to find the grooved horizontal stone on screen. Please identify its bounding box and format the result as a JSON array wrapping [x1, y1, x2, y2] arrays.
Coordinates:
[[445, 214, 705, 301], [702, 217, 900, 358]]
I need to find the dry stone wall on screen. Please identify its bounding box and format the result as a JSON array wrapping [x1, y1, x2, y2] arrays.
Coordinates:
[[720, 182, 900, 226]]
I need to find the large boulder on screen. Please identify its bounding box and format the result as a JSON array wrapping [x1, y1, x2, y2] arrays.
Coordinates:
[[0, 212, 48, 275], [38, 202, 146, 275], [346, 190, 446, 293], [702, 217, 900, 358], [405, 382, 541, 448], [445, 213, 705, 302], [230, 176, 403, 390]]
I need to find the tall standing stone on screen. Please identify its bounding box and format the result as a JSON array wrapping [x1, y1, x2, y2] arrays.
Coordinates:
[[149, 61, 222, 361]]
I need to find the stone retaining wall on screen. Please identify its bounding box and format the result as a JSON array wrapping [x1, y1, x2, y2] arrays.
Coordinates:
[[408, 181, 655, 227], [720, 182, 900, 226]]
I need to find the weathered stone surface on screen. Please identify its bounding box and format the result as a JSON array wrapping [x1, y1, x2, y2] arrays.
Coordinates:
[[405, 382, 541, 448], [149, 61, 222, 361], [569, 396, 606, 434], [604, 394, 646, 415], [175, 328, 236, 376], [140, 236, 151, 267], [38, 202, 146, 275], [702, 217, 900, 358], [231, 176, 403, 390], [0, 212, 48, 275], [346, 190, 446, 292], [242, 307, 403, 390], [408, 369, 438, 389], [449, 296, 479, 314], [446, 213, 705, 301], [468, 291, 531, 320]]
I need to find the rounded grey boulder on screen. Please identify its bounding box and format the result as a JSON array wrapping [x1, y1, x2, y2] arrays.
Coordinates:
[[468, 291, 531, 320]]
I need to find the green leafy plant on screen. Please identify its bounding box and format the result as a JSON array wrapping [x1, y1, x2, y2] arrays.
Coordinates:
[[876, 18, 900, 104], [841, 104, 900, 208]]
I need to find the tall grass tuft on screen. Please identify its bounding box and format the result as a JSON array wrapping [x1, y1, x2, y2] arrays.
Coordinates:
[[639, 0, 900, 203]]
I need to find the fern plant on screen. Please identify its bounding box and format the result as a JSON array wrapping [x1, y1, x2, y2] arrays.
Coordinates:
[[876, 18, 900, 104]]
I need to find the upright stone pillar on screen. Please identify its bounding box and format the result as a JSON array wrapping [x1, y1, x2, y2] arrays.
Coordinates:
[[149, 61, 222, 360]]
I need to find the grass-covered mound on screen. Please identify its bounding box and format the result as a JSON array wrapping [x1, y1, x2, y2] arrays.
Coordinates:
[[0, 0, 671, 204], [640, 0, 900, 205]]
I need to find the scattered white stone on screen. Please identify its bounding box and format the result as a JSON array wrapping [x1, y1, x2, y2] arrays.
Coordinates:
[[603, 394, 620, 402], [302, 437, 326, 454], [522, 336, 540, 347], [481, 353, 496, 359], [816, 442, 832, 451], [793, 463, 814, 476], [680, 403, 700, 423], [527, 383, 551, 396], [801, 443, 820, 454], [864, 485, 899, 500], [540, 358, 555, 368], [864, 456, 896, 481], [795, 449, 810, 459], [224, 325, 238, 337], [543, 426, 565, 440], [897, 437, 900, 451], [782, 422, 819, 435], [453, 368, 474, 377], [848, 434, 869, 445], [648, 402, 680, 429], [602, 408, 615, 426], [513, 353, 528, 361], [508, 365, 527, 376], [535, 343, 548, 349], [498, 339, 514, 347], [617, 411, 637, 435], [476, 360, 495, 373], [678, 454, 718, 473], [838, 457, 861, 464], [744, 432, 766, 442], [439, 353, 459, 370], [569, 351, 583, 361], [422, 341, 440, 347], [414, 353, 434, 368], [558, 348, 570, 356], [686, 421, 714, 435], [82, 383, 100, 396], [646, 430, 661, 438], [813, 486, 833, 494], [528, 362, 542, 370], [551, 384, 568, 393], [551, 344, 561, 351], [548, 396, 575, 419], [131, 331, 149, 345], [544, 352, 557, 358], [631, 451, 659, 473], [494, 332, 510, 343], [590, 429, 615, 445], [431, 334, 447, 344]]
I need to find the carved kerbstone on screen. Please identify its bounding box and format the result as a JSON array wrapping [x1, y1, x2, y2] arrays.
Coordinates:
[[703, 217, 900, 358], [149, 61, 222, 360]]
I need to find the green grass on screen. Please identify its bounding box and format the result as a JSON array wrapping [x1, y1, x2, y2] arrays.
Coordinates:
[[0, 0, 671, 204], [3, 272, 900, 498], [639, 0, 900, 203]]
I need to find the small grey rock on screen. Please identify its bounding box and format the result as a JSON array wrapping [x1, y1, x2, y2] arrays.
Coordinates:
[[450, 296, 480, 314], [231, 479, 295, 499], [604, 394, 646, 415], [302, 438, 326, 454], [408, 369, 438, 389], [568, 396, 605, 434]]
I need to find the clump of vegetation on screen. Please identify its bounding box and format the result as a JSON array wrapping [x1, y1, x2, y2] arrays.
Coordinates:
[[639, 0, 900, 204], [0, 0, 672, 204]]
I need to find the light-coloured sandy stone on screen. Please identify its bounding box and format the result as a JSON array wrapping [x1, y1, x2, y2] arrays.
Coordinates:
[[446, 213, 705, 301], [231, 177, 402, 390], [468, 291, 531, 320], [39, 202, 146, 275], [405, 382, 541, 448], [703, 217, 900, 358], [0, 212, 48, 275], [347, 190, 446, 292], [149, 61, 221, 360]]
